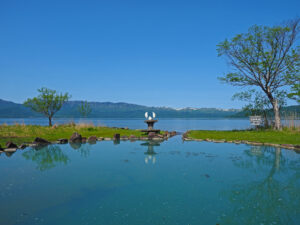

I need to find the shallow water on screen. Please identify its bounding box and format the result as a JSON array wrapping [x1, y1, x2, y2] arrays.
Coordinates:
[[1, 137, 300, 225]]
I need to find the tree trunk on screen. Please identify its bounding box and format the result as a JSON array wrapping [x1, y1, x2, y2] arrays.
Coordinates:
[[263, 111, 269, 128], [48, 117, 52, 127], [272, 99, 281, 130]]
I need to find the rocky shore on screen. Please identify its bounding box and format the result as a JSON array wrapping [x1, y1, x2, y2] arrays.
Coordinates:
[[0, 131, 177, 155], [182, 131, 300, 151]]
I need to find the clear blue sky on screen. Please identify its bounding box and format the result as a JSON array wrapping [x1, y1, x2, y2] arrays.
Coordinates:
[[0, 0, 299, 108]]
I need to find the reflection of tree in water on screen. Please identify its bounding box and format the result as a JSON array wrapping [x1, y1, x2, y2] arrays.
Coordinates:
[[69, 142, 91, 158], [141, 140, 162, 164], [219, 146, 300, 225], [22, 145, 69, 171]]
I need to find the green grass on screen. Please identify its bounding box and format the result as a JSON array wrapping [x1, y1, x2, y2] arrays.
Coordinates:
[[187, 128, 300, 145], [0, 123, 148, 147]]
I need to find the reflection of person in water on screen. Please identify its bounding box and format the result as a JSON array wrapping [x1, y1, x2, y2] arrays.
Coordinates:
[[141, 140, 162, 164]]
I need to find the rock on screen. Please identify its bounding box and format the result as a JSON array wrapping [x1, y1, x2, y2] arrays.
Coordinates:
[[19, 144, 27, 149], [6, 141, 18, 149], [113, 134, 120, 140], [70, 132, 82, 142], [294, 145, 300, 150], [104, 138, 112, 141], [120, 135, 128, 140], [152, 137, 163, 141], [249, 142, 263, 146], [34, 137, 50, 145], [129, 135, 137, 140], [82, 137, 87, 143], [97, 137, 104, 141], [4, 148, 17, 153], [214, 140, 225, 143], [280, 144, 295, 149], [195, 139, 203, 142], [148, 132, 156, 139], [88, 136, 98, 142], [58, 138, 68, 144], [139, 137, 149, 140]]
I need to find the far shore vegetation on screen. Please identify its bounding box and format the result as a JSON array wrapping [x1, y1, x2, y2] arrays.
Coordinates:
[[0, 123, 147, 147]]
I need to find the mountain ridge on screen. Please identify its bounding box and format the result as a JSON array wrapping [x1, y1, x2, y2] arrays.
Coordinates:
[[0, 99, 241, 118]]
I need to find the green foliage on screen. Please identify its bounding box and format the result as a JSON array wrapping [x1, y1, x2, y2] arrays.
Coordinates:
[[78, 100, 92, 117], [188, 129, 300, 145], [287, 82, 300, 103], [217, 18, 300, 129], [232, 89, 286, 116], [24, 88, 71, 126]]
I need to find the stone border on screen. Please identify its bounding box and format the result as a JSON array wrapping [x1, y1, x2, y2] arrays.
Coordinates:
[[0, 131, 178, 153], [182, 131, 300, 151]]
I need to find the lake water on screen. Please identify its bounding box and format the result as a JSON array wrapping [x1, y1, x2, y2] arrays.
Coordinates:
[[1, 118, 298, 132], [1, 136, 300, 225], [0, 118, 256, 131]]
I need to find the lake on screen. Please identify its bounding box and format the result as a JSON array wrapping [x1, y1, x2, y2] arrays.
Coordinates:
[[1, 118, 299, 132], [0, 118, 256, 131], [0, 136, 300, 225]]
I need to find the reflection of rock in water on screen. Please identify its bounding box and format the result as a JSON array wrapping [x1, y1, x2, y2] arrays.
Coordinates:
[[113, 140, 120, 145], [69, 142, 82, 150], [141, 140, 162, 164], [5, 151, 15, 157]]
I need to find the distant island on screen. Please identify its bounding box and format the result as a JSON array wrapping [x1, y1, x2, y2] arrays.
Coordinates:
[[0, 99, 299, 119]]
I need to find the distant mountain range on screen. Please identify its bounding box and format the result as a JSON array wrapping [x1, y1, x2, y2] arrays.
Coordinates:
[[0, 99, 299, 118]]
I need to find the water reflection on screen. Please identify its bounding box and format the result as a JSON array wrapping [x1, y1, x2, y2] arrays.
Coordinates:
[[69, 142, 91, 157], [22, 145, 69, 171], [220, 146, 300, 224], [141, 140, 163, 164]]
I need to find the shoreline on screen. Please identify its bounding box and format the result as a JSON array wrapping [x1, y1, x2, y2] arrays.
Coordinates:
[[183, 130, 300, 151]]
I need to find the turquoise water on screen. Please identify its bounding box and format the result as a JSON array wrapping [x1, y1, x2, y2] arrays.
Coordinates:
[[1, 137, 300, 225]]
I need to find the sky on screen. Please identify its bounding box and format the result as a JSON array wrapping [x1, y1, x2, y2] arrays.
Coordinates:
[[0, 0, 299, 108]]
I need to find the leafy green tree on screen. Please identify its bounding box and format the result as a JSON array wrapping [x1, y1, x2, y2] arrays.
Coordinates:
[[217, 19, 300, 129], [24, 87, 71, 126], [78, 100, 92, 117], [233, 90, 286, 127], [288, 83, 300, 104]]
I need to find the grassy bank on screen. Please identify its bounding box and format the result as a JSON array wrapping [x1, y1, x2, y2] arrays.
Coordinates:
[[0, 123, 147, 147], [187, 128, 300, 145]]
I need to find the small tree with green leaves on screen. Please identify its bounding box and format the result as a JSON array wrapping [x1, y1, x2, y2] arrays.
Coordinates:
[[217, 18, 300, 130], [24, 88, 71, 126], [78, 100, 92, 118]]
